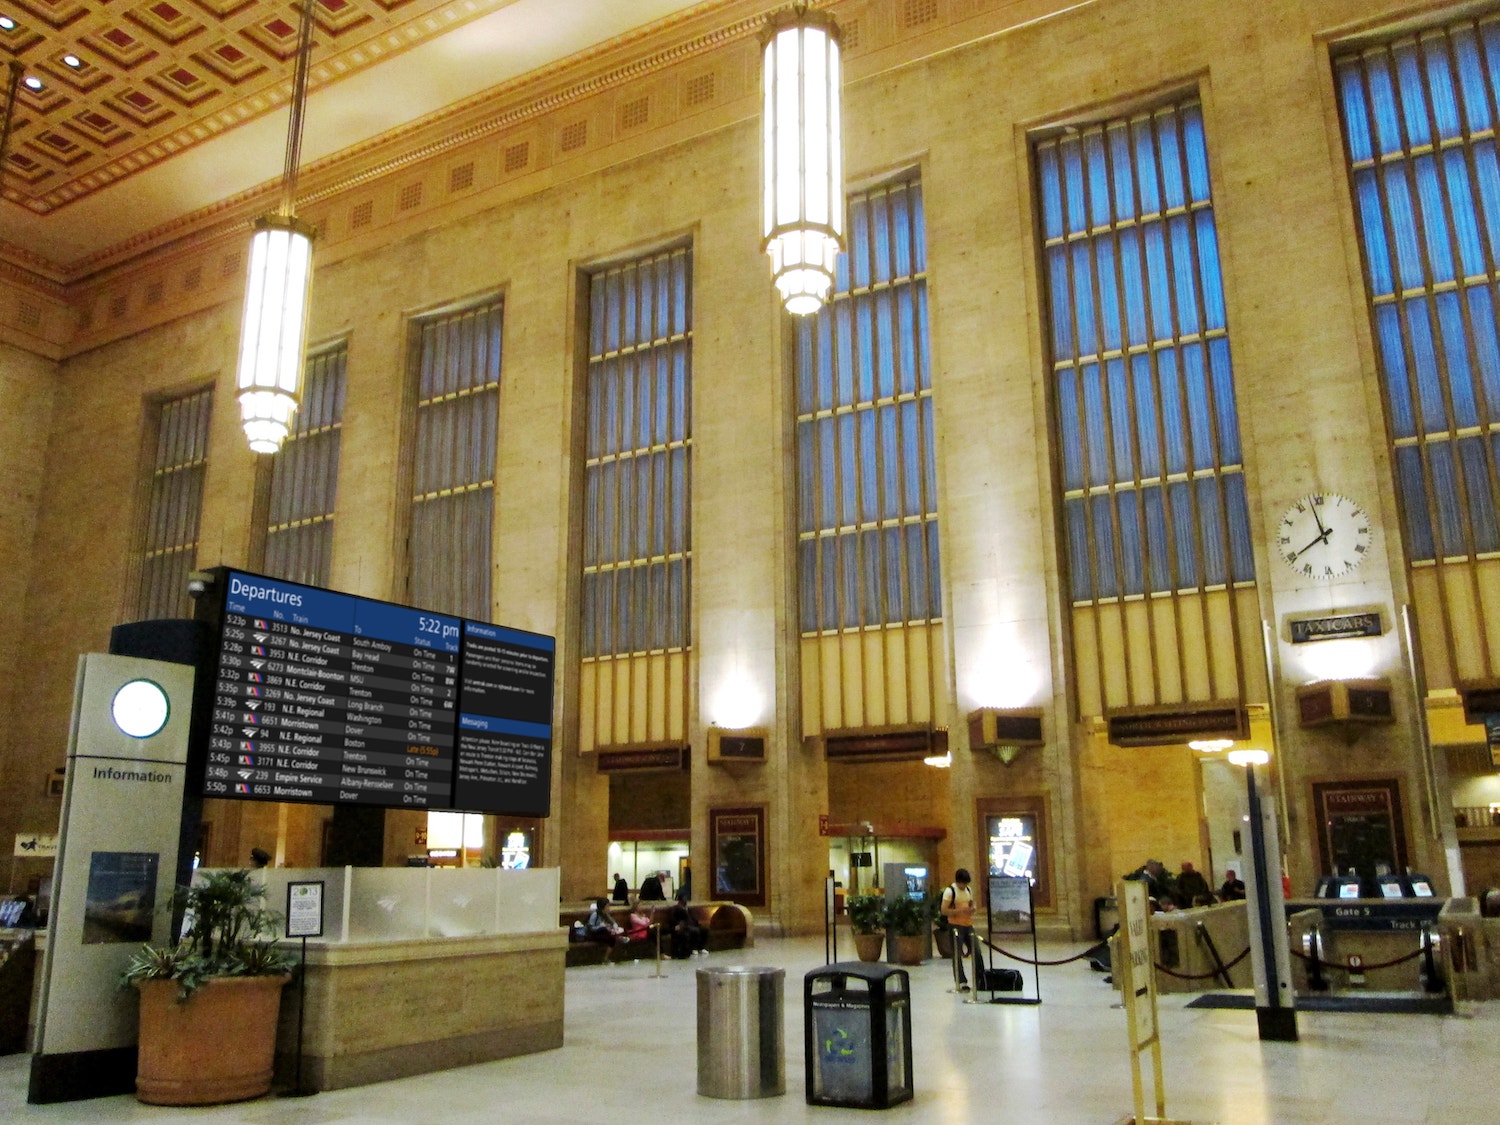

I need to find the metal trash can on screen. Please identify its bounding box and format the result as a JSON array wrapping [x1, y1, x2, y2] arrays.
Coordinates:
[[804, 961, 913, 1109], [696, 965, 785, 1099]]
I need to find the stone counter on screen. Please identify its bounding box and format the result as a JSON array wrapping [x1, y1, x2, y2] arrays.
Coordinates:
[[274, 929, 567, 1091]]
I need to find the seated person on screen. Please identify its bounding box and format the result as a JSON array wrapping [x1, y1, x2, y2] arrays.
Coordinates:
[[1219, 869, 1246, 901], [1126, 859, 1174, 905], [638, 873, 666, 901], [1175, 862, 1212, 907], [669, 892, 708, 959], [623, 899, 655, 943], [585, 897, 628, 946]]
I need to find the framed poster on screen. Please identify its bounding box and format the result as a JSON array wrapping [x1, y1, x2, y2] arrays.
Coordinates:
[[988, 874, 1034, 934], [709, 806, 766, 907], [82, 851, 159, 945], [976, 795, 1051, 909], [1312, 778, 1408, 882], [285, 880, 325, 939]]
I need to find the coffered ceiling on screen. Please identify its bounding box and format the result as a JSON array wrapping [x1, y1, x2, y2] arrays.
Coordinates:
[[0, 0, 715, 273]]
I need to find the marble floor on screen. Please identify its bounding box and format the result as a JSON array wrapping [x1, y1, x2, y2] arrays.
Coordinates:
[[4, 936, 1498, 1124]]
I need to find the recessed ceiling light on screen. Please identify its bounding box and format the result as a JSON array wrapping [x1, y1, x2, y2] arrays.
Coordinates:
[[0, 17, 16, 31], [23, 76, 42, 91], [63, 54, 81, 68]]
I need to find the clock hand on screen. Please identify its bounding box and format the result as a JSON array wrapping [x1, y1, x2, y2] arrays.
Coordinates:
[[1310, 504, 1328, 537], [1290, 529, 1332, 561]]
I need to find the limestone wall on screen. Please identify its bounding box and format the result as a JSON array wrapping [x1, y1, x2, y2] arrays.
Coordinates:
[[0, 0, 1478, 933]]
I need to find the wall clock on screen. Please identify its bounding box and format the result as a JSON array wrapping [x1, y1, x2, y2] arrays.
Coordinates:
[[1277, 493, 1371, 580]]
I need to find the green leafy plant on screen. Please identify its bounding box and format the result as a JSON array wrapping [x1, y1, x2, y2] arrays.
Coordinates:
[[846, 894, 886, 935], [924, 887, 950, 933], [121, 869, 295, 1001], [882, 894, 928, 937]]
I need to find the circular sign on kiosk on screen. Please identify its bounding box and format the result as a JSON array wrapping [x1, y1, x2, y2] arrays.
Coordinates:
[[111, 679, 170, 739]]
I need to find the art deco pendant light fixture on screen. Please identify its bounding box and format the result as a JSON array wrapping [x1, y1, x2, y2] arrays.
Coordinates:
[[235, 0, 319, 454], [761, 3, 845, 316]]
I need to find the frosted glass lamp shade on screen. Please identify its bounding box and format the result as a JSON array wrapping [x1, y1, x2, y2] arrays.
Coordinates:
[[236, 215, 314, 454], [761, 8, 843, 316]]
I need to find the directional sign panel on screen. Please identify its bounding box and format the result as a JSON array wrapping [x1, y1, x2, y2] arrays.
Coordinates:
[[201, 570, 554, 817]]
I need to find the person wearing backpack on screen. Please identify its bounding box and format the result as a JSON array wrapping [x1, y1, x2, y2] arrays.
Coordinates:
[[940, 869, 976, 992]]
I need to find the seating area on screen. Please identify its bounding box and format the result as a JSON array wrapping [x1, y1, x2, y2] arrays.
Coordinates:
[[560, 901, 752, 966]]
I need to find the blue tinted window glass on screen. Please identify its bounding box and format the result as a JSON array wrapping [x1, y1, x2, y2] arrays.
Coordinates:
[[1468, 285, 1500, 420], [1223, 473, 1255, 582], [1395, 446, 1434, 560], [1066, 499, 1093, 598], [582, 248, 692, 656], [1452, 27, 1491, 133], [795, 179, 940, 628], [1039, 101, 1251, 600], [1354, 171, 1395, 297], [1117, 490, 1144, 596], [1338, 62, 1374, 164], [1459, 436, 1500, 552], [1375, 304, 1416, 438]]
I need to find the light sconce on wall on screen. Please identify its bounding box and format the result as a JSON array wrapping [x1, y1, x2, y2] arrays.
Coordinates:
[[708, 727, 768, 764], [1294, 678, 1394, 732], [235, 0, 318, 454], [760, 4, 844, 315], [1188, 739, 1234, 754], [968, 707, 1044, 767]]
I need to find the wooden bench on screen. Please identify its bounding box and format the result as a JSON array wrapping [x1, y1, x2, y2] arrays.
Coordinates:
[[560, 901, 752, 966]]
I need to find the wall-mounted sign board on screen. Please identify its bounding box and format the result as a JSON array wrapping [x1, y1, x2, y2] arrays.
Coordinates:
[[1288, 612, 1382, 644]]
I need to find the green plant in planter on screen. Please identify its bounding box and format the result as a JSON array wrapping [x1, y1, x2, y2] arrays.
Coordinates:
[[846, 894, 886, 935], [924, 887, 950, 933], [121, 869, 295, 1001], [882, 894, 927, 938]]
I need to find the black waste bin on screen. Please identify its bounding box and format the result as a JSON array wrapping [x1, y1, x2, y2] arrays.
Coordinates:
[[803, 961, 912, 1109]]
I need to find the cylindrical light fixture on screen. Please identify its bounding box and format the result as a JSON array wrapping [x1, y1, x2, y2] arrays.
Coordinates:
[[234, 0, 317, 454], [236, 215, 313, 453], [761, 5, 843, 316]]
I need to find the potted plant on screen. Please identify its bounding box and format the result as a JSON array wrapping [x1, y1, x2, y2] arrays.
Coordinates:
[[121, 869, 295, 1105], [883, 895, 928, 965], [846, 894, 886, 962]]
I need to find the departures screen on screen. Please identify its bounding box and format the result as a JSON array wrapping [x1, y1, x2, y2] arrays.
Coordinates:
[[202, 570, 554, 817]]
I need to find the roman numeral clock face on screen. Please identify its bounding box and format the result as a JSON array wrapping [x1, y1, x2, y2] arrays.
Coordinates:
[[1277, 493, 1372, 580]]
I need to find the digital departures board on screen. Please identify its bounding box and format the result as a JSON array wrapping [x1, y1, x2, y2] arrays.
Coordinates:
[[203, 570, 554, 817]]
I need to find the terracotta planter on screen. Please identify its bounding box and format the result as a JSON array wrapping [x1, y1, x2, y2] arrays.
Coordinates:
[[893, 934, 925, 966], [852, 931, 886, 962], [933, 925, 954, 960], [135, 974, 290, 1105]]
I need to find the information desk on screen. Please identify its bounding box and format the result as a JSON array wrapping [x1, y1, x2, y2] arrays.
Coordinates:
[[203, 867, 566, 1090]]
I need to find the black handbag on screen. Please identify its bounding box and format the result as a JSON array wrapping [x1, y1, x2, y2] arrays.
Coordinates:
[[974, 944, 1023, 992]]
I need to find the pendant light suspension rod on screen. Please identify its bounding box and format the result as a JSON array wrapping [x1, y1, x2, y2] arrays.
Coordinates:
[[0, 61, 24, 194], [279, 0, 319, 217]]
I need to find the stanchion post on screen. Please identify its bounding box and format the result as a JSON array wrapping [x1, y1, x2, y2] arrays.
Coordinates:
[[294, 935, 308, 1092], [1027, 880, 1041, 1000], [831, 879, 838, 964], [280, 879, 323, 1098]]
